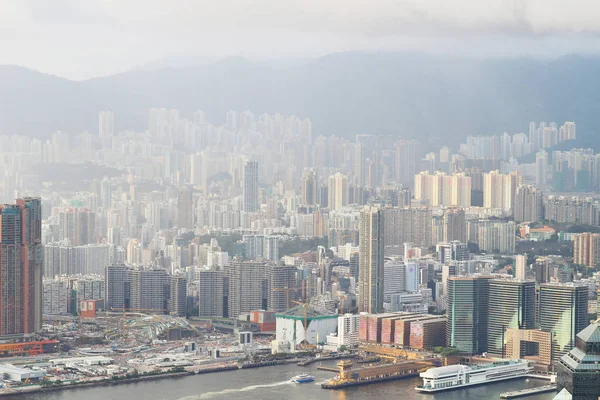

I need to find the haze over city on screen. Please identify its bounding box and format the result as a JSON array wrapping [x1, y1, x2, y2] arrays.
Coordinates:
[[1, 2, 600, 400]]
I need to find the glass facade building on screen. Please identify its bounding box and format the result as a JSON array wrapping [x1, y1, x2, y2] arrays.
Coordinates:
[[446, 276, 492, 354], [487, 279, 536, 357], [539, 282, 588, 363], [557, 322, 600, 399]]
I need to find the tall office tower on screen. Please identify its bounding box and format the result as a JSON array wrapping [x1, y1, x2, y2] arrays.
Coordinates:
[[268, 264, 297, 312], [177, 186, 194, 229], [98, 111, 114, 138], [302, 168, 317, 205], [395, 140, 419, 185], [574, 233, 600, 267], [446, 276, 493, 354], [535, 149, 548, 187], [556, 321, 600, 399], [487, 279, 536, 357], [104, 263, 131, 310], [243, 161, 259, 212], [226, 259, 268, 318], [198, 269, 224, 317], [483, 170, 505, 209], [358, 206, 385, 313], [513, 185, 543, 222], [515, 255, 527, 280], [169, 275, 187, 317], [442, 208, 466, 243], [328, 172, 349, 210], [539, 283, 588, 362]]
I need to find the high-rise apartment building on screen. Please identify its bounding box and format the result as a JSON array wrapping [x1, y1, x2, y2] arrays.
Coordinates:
[[302, 168, 317, 206], [268, 264, 297, 312], [487, 279, 536, 357], [177, 186, 194, 229], [515, 255, 527, 280], [395, 140, 419, 185], [383, 207, 432, 251], [442, 208, 466, 243], [514, 185, 543, 223], [198, 269, 224, 317], [328, 173, 348, 210], [226, 259, 268, 318], [414, 171, 471, 208], [43, 279, 69, 315], [99, 111, 114, 138], [479, 170, 522, 212], [105, 263, 131, 310], [264, 236, 279, 262], [0, 198, 42, 341], [446, 276, 493, 354], [539, 283, 588, 362], [169, 275, 188, 317], [243, 160, 259, 212], [57, 208, 96, 246], [574, 232, 600, 267], [536, 150, 549, 187], [471, 220, 516, 253], [358, 206, 384, 313], [105, 263, 182, 314]]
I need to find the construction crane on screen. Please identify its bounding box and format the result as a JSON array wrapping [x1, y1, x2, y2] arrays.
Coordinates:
[[290, 300, 318, 350], [291, 300, 308, 329]]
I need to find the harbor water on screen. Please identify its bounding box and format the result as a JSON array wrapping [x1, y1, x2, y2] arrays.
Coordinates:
[[16, 361, 556, 400]]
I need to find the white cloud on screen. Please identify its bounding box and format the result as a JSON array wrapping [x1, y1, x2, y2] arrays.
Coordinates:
[[2, 0, 600, 79]]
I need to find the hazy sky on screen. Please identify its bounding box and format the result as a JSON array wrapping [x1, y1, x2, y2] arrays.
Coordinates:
[[2, 0, 600, 80]]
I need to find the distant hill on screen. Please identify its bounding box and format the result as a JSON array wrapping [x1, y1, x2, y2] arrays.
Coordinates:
[[1, 53, 600, 144]]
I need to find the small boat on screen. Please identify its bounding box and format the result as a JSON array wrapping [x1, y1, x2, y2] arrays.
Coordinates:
[[292, 373, 315, 383]]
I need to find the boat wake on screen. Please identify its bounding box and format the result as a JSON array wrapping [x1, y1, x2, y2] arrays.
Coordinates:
[[181, 380, 294, 399]]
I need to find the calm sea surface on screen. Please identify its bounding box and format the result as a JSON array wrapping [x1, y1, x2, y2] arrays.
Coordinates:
[[18, 361, 556, 400]]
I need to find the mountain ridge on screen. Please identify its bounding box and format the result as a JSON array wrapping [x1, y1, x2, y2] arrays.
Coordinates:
[[0, 52, 598, 144]]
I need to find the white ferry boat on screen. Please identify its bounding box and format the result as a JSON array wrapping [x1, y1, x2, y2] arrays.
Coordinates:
[[415, 359, 531, 393]]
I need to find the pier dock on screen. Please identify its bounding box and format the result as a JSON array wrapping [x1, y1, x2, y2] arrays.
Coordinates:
[[316, 366, 339, 372], [500, 384, 557, 399]]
